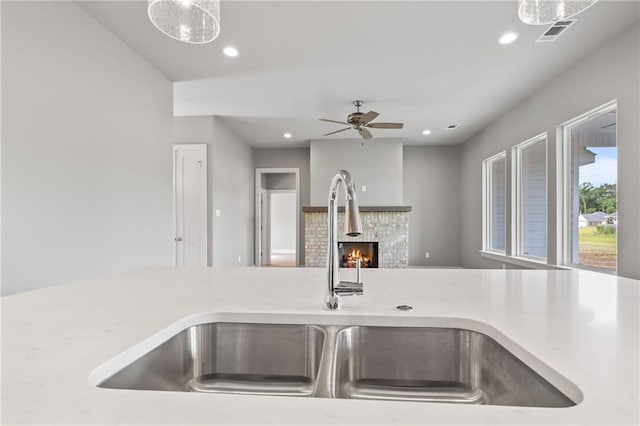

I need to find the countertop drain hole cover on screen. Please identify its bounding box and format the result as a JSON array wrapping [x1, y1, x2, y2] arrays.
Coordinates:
[[396, 305, 413, 311]]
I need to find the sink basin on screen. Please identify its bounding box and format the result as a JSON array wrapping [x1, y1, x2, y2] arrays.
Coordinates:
[[333, 326, 575, 407], [98, 323, 325, 396], [95, 320, 577, 407]]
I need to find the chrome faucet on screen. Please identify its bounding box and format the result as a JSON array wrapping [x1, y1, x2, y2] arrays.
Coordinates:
[[325, 170, 364, 310]]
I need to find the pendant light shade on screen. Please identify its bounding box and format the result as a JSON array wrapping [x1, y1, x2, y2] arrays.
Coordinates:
[[518, 0, 598, 25], [148, 0, 220, 44]]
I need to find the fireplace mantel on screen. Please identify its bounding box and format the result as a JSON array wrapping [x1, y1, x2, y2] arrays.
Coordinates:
[[302, 206, 412, 212]]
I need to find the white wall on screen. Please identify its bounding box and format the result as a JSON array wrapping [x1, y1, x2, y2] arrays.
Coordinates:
[[173, 116, 254, 267], [309, 139, 403, 206], [269, 192, 296, 252], [460, 23, 640, 280], [403, 146, 461, 267], [1, 2, 174, 296]]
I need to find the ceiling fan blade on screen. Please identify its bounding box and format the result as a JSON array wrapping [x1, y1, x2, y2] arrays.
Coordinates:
[[358, 128, 373, 140], [366, 122, 404, 129], [324, 127, 352, 136], [360, 111, 379, 124], [319, 118, 350, 125]]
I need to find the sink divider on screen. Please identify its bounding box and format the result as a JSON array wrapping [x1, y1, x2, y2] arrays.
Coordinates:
[[312, 325, 343, 398]]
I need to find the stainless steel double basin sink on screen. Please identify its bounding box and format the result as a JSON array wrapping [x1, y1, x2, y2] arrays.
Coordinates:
[[95, 322, 577, 407]]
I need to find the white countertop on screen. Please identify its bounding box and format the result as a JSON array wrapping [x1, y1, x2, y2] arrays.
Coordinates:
[[1, 267, 638, 425]]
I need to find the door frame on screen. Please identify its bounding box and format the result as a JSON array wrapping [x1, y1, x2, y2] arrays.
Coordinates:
[[173, 144, 208, 267], [255, 168, 300, 267], [260, 188, 269, 266]]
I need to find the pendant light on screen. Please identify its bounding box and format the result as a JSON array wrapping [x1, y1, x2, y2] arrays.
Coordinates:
[[148, 0, 220, 44], [518, 0, 598, 25]]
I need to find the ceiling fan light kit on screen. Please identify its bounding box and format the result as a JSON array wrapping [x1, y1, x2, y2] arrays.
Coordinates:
[[320, 100, 404, 140], [518, 0, 598, 25], [148, 0, 220, 44]]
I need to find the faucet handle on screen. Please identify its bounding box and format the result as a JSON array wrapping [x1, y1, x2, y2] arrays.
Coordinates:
[[335, 281, 363, 296], [338, 259, 364, 296]]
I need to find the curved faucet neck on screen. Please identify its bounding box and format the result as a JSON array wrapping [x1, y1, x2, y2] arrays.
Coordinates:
[[326, 170, 363, 310]]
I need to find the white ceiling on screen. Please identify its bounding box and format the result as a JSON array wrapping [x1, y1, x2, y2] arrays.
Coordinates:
[[77, 1, 639, 148]]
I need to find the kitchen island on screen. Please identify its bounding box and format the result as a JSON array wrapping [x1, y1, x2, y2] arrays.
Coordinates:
[[1, 267, 638, 425]]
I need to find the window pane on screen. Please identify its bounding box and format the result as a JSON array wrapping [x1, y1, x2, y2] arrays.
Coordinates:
[[570, 108, 617, 271], [490, 157, 506, 252], [520, 140, 547, 258]]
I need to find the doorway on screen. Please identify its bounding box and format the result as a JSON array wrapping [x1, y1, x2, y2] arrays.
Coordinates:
[[173, 144, 207, 267], [255, 168, 300, 267]]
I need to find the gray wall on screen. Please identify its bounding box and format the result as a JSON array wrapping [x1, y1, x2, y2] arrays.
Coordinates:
[[254, 148, 310, 264], [266, 173, 296, 190], [211, 117, 254, 266], [1, 1, 174, 296], [309, 139, 403, 206], [174, 116, 254, 267], [460, 23, 640, 280], [403, 146, 462, 267]]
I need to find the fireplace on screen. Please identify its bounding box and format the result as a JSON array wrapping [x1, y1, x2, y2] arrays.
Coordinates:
[[339, 241, 378, 268], [304, 207, 410, 268]]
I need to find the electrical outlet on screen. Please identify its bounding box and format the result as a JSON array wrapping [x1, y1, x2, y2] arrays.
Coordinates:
[[215, 209, 221, 217], [237, 256, 241, 263], [361, 185, 367, 192], [425, 252, 430, 259]]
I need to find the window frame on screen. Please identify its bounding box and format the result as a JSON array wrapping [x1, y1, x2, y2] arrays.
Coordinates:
[[511, 133, 548, 262], [557, 99, 618, 273], [482, 151, 507, 254]]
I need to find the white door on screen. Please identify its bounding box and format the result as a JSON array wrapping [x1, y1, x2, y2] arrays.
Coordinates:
[[173, 144, 207, 267]]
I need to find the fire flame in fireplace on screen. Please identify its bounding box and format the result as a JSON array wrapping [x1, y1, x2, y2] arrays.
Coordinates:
[[346, 248, 373, 267]]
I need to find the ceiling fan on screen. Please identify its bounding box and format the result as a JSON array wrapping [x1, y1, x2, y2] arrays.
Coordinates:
[[319, 100, 404, 140]]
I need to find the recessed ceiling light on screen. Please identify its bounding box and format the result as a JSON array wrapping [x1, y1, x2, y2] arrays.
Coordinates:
[[498, 32, 519, 45], [283, 132, 292, 138], [223, 46, 239, 57], [422, 129, 432, 135]]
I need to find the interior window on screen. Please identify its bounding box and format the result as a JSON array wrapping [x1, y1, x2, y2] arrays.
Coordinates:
[[483, 152, 507, 253], [514, 135, 547, 260], [564, 104, 617, 272]]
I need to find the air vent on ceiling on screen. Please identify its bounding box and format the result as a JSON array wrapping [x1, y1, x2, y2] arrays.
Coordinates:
[[536, 19, 577, 43]]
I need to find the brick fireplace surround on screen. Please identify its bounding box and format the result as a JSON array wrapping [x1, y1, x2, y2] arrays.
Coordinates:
[[303, 206, 411, 268]]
